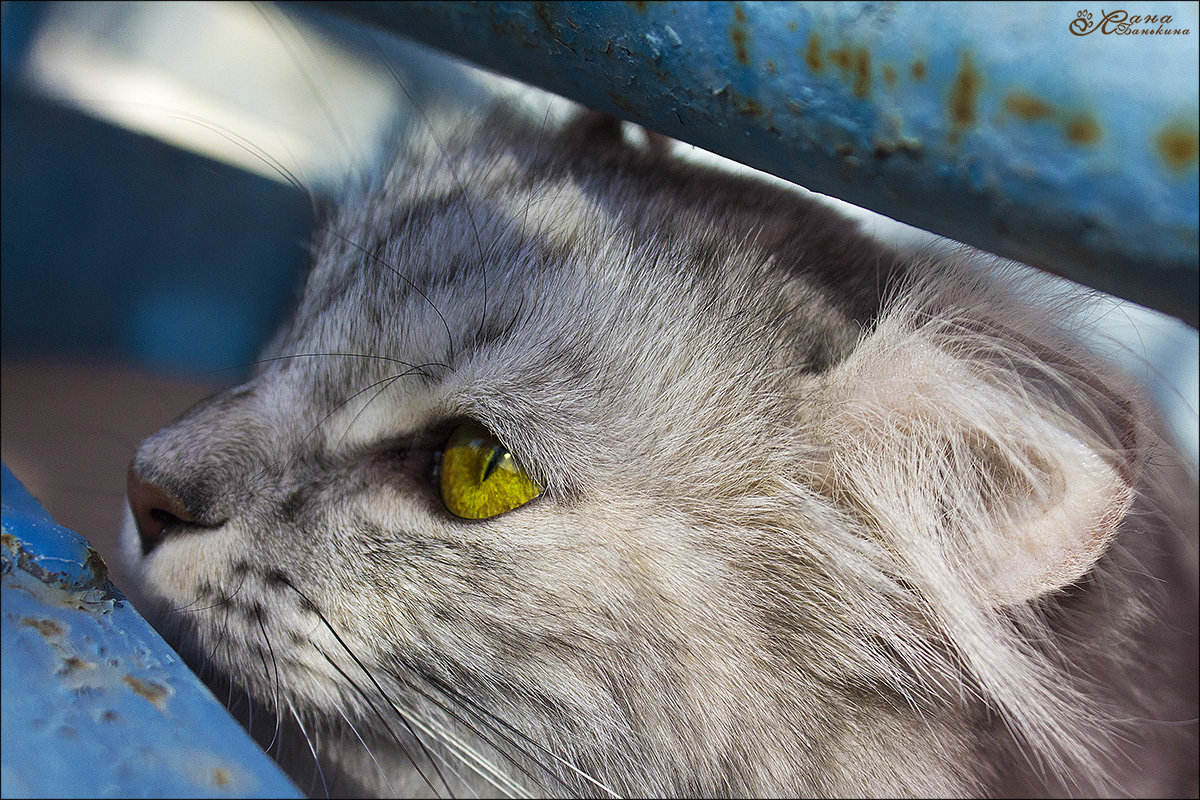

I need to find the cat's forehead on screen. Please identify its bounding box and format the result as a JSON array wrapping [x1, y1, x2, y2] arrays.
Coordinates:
[[279, 132, 697, 381]]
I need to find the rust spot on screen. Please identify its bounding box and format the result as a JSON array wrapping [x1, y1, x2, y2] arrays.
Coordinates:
[[1004, 92, 1054, 121], [21, 617, 65, 637], [766, 59, 777, 74], [487, 13, 540, 49], [213, 769, 230, 787], [84, 548, 108, 584], [787, 21, 799, 32], [948, 52, 981, 139], [882, 64, 897, 88], [731, 26, 750, 64], [607, 91, 643, 118], [533, 2, 555, 35], [873, 141, 895, 160], [829, 47, 851, 72], [628, 0, 648, 11], [123, 675, 170, 709], [59, 656, 95, 674], [1064, 113, 1101, 145], [853, 48, 872, 98], [737, 97, 763, 117], [834, 143, 854, 157], [837, 154, 862, 180], [728, 3, 751, 64], [911, 59, 927, 81], [805, 33, 823, 72], [101, 710, 120, 723], [1155, 122, 1199, 172]]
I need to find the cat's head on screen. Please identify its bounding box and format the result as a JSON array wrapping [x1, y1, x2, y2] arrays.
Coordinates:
[[124, 109, 1141, 796]]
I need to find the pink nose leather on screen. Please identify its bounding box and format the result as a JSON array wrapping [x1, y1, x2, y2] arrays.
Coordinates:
[[127, 463, 200, 555]]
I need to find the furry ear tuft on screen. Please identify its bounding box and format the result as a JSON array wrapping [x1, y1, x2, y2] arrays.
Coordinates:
[[561, 109, 673, 159], [561, 109, 625, 149], [814, 305, 1139, 607]]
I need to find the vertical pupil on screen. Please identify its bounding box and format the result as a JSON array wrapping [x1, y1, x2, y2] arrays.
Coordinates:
[[480, 444, 507, 482]]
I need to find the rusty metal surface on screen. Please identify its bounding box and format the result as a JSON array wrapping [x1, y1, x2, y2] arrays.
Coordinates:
[[1, 463, 301, 798], [311, 1, 1199, 327]]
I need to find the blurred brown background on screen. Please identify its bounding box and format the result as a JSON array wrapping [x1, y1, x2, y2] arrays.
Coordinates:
[[1, 360, 226, 593]]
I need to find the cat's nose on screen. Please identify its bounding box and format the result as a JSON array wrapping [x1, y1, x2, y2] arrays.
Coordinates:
[[126, 462, 222, 555]]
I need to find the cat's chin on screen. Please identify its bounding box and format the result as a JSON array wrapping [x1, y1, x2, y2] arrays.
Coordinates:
[[118, 504, 144, 578], [114, 569, 450, 796], [191, 663, 450, 799], [116, 504, 169, 620], [115, 510, 190, 628], [116, 592, 373, 795]]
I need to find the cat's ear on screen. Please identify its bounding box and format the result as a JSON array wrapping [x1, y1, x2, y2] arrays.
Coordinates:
[[812, 300, 1140, 607]]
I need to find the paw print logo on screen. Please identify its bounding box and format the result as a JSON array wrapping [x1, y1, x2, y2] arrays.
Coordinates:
[[1070, 9, 1097, 34]]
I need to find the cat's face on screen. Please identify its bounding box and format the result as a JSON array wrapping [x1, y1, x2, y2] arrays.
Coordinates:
[[124, 111, 1139, 796]]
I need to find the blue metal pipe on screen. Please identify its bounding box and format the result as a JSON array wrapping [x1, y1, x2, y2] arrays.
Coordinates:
[[1, 464, 302, 798], [312, 1, 1199, 328]]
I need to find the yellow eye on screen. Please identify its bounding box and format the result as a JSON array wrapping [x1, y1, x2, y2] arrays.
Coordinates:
[[439, 421, 542, 519]]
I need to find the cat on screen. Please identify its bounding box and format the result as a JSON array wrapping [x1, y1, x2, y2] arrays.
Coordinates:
[[122, 106, 1198, 798]]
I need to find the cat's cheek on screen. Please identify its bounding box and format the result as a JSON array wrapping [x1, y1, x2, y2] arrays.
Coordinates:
[[118, 504, 145, 575]]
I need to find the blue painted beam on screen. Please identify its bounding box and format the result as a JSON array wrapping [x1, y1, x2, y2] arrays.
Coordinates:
[[310, 1, 1199, 328], [1, 464, 302, 799]]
